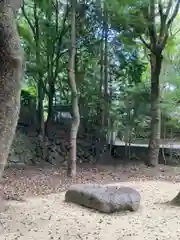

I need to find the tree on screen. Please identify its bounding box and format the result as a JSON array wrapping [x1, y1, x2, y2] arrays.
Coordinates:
[[140, 0, 180, 166], [67, 0, 80, 177], [0, 0, 23, 181], [107, 0, 180, 166], [14, 0, 180, 167], [21, 0, 70, 137]]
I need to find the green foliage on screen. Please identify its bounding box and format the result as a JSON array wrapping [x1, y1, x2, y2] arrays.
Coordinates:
[[17, 0, 180, 141]]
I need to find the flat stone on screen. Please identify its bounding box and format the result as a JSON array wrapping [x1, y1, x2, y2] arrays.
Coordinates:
[[171, 191, 180, 206], [65, 184, 140, 213]]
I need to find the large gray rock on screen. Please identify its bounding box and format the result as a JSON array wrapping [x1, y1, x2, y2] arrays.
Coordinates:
[[65, 184, 140, 213]]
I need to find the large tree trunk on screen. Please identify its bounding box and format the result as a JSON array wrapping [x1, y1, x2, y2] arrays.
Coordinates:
[[141, 0, 180, 167], [67, 0, 80, 178], [148, 53, 163, 166], [0, 3, 23, 180]]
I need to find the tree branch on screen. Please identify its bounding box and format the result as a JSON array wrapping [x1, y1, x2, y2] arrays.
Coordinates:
[[167, 0, 180, 28], [50, 0, 59, 72], [158, 0, 167, 42], [148, 0, 157, 47], [139, 35, 151, 50], [56, 4, 70, 56], [158, 0, 163, 17], [165, 0, 173, 17], [159, 33, 169, 50], [54, 4, 70, 80], [159, 0, 180, 49], [21, 3, 36, 37]]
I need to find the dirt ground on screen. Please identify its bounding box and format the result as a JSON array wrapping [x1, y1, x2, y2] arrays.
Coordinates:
[[1, 163, 180, 239]]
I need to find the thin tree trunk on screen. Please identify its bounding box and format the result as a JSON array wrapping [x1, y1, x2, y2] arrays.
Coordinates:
[[95, 20, 104, 161], [96, 6, 109, 161], [108, 75, 114, 157], [100, 28, 104, 127], [148, 53, 163, 166], [34, 1, 44, 136], [45, 85, 55, 135], [47, 92, 54, 123], [37, 81, 44, 136], [67, 0, 80, 178], [103, 8, 108, 129], [102, 6, 109, 157], [0, 3, 23, 180]]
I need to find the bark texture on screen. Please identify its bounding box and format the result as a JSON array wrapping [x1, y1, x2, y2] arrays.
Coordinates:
[[67, 0, 80, 178], [141, 0, 180, 166], [0, 2, 23, 180], [148, 53, 163, 166]]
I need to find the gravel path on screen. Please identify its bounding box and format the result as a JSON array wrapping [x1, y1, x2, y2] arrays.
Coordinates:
[[1, 180, 180, 240]]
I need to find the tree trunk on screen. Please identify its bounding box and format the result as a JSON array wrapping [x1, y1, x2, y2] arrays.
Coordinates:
[[101, 7, 109, 159], [96, 5, 109, 161], [37, 82, 44, 136], [95, 18, 104, 162], [0, 3, 23, 180], [140, 0, 180, 166], [148, 53, 163, 166], [45, 85, 55, 136], [108, 75, 114, 157], [34, 1, 44, 137], [67, 0, 80, 178], [103, 7, 108, 130]]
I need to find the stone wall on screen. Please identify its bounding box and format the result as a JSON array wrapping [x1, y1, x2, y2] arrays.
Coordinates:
[[6, 122, 95, 167], [7, 124, 180, 167], [7, 131, 36, 167]]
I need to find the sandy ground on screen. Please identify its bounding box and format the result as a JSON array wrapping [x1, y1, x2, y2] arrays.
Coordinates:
[[1, 180, 180, 240]]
